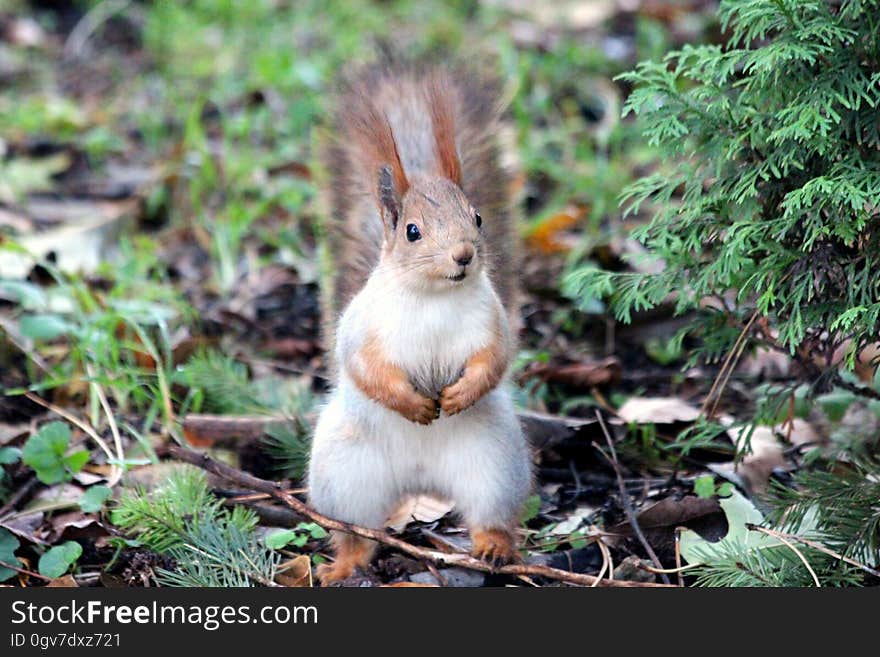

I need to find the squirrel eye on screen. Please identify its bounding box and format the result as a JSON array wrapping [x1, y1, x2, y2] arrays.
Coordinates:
[[405, 223, 421, 242], [475, 212, 482, 228]]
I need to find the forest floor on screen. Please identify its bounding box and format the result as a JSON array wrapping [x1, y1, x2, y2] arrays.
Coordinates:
[[1, 0, 870, 588]]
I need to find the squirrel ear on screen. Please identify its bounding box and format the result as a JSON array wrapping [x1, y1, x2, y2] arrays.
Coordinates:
[[378, 165, 401, 230]]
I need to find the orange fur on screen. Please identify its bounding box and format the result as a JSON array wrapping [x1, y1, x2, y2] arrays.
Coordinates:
[[427, 73, 461, 184], [440, 316, 508, 415], [348, 333, 439, 424], [471, 528, 518, 565], [316, 532, 377, 585]]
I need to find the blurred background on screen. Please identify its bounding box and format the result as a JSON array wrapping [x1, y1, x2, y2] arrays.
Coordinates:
[[0, 1, 768, 587]]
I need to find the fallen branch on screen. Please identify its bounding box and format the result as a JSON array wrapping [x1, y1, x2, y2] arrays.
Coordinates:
[[169, 446, 675, 588], [182, 414, 283, 447]]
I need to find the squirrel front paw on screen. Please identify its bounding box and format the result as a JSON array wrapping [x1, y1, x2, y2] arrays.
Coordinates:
[[440, 376, 480, 415], [398, 390, 440, 425]]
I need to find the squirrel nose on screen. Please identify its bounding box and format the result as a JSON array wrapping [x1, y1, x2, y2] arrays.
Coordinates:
[[452, 243, 474, 267]]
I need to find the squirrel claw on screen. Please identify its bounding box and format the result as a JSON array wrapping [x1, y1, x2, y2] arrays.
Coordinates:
[[440, 379, 476, 416], [403, 395, 439, 425], [471, 529, 517, 568], [315, 561, 355, 586]]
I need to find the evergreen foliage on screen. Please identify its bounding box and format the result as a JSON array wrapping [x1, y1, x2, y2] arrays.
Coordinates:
[[565, 0, 880, 585], [567, 0, 880, 370], [112, 468, 279, 587]]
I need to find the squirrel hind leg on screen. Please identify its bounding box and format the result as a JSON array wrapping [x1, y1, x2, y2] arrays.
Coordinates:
[[316, 532, 378, 586], [470, 527, 519, 568]]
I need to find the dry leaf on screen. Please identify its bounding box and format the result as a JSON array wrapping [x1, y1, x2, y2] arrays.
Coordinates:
[[521, 356, 621, 389], [46, 575, 78, 588], [275, 555, 312, 587], [616, 397, 701, 424], [551, 505, 596, 535], [776, 418, 823, 448], [714, 425, 786, 494], [612, 496, 721, 533], [526, 205, 587, 254], [385, 495, 454, 532]]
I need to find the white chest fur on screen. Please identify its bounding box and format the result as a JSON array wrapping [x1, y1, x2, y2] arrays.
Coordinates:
[[338, 268, 499, 396]]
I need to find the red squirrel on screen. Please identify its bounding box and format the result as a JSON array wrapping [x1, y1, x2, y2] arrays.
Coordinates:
[[308, 57, 531, 585]]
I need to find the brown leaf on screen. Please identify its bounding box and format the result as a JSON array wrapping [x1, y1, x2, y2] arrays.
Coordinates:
[[46, 575, 78, 588], [275, 555, 312, 587], [615, 495, 721, 532], [182, 414, 278, 448], [525, 205, 587, 254], [521, 356, 621, 389]]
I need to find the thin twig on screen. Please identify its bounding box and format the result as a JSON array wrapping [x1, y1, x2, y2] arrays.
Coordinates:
[[636, 562, 699, 575], [64, 0, 132, 58], [169, 446, 675, 588], [674, 527, 685, 587], [594, 410, 671, 585], [593, 538, 611, 587], [703, 310, 759, 418], [24, 393, 120, 482], [747, 523, 880, 579], [747, 524, 821, 587], [85, 363, 124, 485], [0, 559, 52, 582]]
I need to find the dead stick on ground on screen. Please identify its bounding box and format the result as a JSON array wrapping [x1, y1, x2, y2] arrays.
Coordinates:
[[595, 410, 671, 585], [169, 446, 675, 588], [0, 559, 52, 582]]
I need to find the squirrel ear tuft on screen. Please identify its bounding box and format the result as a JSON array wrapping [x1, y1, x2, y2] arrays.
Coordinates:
[[428, 75, 461, 185], [378, 165, 401, 230]]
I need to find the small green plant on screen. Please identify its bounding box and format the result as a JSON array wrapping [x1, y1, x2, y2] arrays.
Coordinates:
[[264, 523, 328, 550], [693, 474, 733, 499], [22, 422, 89, 485], [38, 541, 82, 579], [79, 485, 113, 513], [0, 528, 20, 582], [112, 467, 279, 587]]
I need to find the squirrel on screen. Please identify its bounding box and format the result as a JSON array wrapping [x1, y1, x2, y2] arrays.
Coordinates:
[[308, 57, 532, 585]]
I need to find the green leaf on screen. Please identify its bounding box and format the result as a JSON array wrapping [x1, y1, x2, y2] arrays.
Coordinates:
[[64, 450, 90, 474], [264, 529, 307, 550], [0, 447, 21, 465], [19, 314, 73, 341], [80, 485, 112, 513], [519, 494, 542, 524], [297, 522, 327, 540], [0, 528, 20, 582], [38, 541, 82, 579], [22, 422, 72, 484], [694, 475, 716, 499], [717, 482, 734, 498]]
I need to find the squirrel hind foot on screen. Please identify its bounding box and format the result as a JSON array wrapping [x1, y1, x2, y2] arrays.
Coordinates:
[[316, 533, 377, 586], [470, 528, 518, 568]]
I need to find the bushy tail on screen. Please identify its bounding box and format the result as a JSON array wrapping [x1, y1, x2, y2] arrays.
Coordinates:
[[320, 55, 517, 346]]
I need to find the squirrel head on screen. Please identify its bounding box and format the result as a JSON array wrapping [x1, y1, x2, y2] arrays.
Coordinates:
[[376, 167, 484, 293]]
